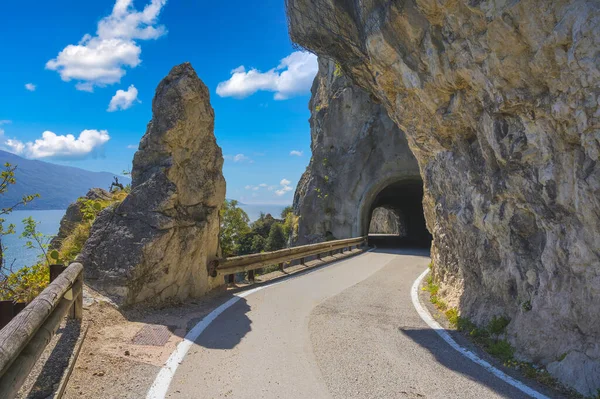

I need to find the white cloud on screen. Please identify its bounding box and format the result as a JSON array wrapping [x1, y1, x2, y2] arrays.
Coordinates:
[[108, 85, 139, 111], [275, 178, 293, 196], [3, 129, 110, 159], [25, 83, 36, 92], [127, 144, 137, 149], [216, 51, 318, 100], [46, 0, 167, 91], [0, 120, 11, 125], [245, 183, 268, 191], [290, 150, 303, 157], [275, 186, 293, 196], [225, 153, 253, 163]]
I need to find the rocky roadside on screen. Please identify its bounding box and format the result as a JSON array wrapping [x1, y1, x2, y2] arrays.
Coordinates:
[[419, 278, 583, 399]]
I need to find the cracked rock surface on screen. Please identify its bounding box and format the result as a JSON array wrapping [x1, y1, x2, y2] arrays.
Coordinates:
[[293, 57, 420, 244], [287, 0, 600, 395]]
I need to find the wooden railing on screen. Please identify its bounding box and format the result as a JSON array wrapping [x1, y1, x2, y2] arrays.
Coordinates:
[[210, 236, 367, 282], [0, 262, 83, 398]]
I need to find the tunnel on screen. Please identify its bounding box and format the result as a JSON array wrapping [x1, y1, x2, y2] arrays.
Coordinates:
[[364, 179, 432, 248]]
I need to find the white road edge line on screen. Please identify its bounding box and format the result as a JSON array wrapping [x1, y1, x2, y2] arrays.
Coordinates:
[[146, 249, 375, 399], [410, 268, 550, 399]]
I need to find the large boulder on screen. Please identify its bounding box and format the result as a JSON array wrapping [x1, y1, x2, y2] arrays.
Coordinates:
[[79, 63, 226, 306], [293, 57, 420, 244], [287, 0, 600, 395]]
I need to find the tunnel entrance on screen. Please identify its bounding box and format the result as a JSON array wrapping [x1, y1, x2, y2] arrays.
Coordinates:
[[365, 179, 432, 248]]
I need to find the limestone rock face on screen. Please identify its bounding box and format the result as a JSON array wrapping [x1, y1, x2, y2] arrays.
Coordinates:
[[293, 58, 420, 244], [50, 188, 112, 250], [79, 63, 225, 306], [369, 207, 402, 235], [287, 0, 600, 395]]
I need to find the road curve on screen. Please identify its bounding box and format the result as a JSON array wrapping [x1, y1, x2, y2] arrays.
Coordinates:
[[166, 249, 531, 398]]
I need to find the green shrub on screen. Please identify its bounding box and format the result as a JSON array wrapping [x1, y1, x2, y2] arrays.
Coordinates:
[[334, 62, 343, 77], [446, 308, 459, 327], [58, 223, 91, 264], [266, 223, 286, 251], [0, 262, 49, 302], [487, 340, 514, 362], [488, 315, 511, 335], [456, 316, 476, 332]]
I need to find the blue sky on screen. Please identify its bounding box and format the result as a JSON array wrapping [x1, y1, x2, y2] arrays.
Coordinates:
[[0, 0, 316, 205]]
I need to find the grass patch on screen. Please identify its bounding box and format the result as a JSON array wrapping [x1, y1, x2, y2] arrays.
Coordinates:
[[487, 340, 514, 362], [57, 190, 128, 265], [488, 315, 511, 335], [445, 308, 459, 327]]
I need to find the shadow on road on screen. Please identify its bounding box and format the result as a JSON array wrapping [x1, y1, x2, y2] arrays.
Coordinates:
[[399, 327, 546, 399], [193, 298, 253, 350]]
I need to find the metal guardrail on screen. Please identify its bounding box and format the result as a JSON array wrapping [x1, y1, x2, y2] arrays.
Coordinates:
[[0, 262, 83, 398], [210, 236, 367, 282]]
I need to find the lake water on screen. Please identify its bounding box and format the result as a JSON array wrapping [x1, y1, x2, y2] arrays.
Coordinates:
[[2, 210, 66, 270], [1, 203, 289, 270]]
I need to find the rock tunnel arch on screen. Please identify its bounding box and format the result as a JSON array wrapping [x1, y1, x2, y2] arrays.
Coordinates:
[[292, 57, 431, 248], [358, 176, 432, 248]]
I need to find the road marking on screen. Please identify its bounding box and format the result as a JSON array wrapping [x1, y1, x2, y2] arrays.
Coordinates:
[[410, 268, 550, 399], [146, 249, 374, 399]]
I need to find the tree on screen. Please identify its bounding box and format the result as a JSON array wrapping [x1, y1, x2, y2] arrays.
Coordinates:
[[0, 163, 45, 302], [281, 206, 293, 219], [237, 232, 267, 256], [282, 211, 299, 246], [1, 163, 39, 271], [251, 213, 277, 238], [266, 223, 286, 252], [219, 200, 251, 257], [251, 234, 266, 254]]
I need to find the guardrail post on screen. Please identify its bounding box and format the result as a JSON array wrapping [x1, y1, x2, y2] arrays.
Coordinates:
[[70, 272, 83, 320], [341, 247, 345, 254], [227, 274, 235, 284], [247, 270, 255, 282], [279, 262, 284, 272], [317, 253, 321, 260], [300, 257, 305, 266]]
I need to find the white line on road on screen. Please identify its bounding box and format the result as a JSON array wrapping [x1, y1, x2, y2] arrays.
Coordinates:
[[146, 283, 275, 399], [146, 250, 373, 399], [410, 268, 550, 399]]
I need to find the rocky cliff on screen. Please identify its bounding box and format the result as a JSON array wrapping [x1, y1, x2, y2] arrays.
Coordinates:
[[287, 0, 600, 395], [79, 63, 225, 306], [369, 207, 402, 235], [293, 57, 420, 244], [49, 188, 112, 250]]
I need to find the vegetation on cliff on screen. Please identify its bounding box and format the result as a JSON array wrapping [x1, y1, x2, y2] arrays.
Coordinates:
[[0, 163, 128, 302]]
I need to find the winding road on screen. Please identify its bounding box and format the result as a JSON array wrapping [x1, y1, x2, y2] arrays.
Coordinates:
[[159, 249, 543, 399]]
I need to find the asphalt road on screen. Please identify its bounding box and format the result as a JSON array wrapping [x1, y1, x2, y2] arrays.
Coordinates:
[[166, 249, 531, 398]]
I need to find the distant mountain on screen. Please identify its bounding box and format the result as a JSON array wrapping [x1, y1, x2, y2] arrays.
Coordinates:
[[0, 150, 130, 210]]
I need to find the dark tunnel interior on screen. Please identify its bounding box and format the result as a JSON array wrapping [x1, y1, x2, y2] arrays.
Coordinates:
[[367, 180, 432, 248]]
